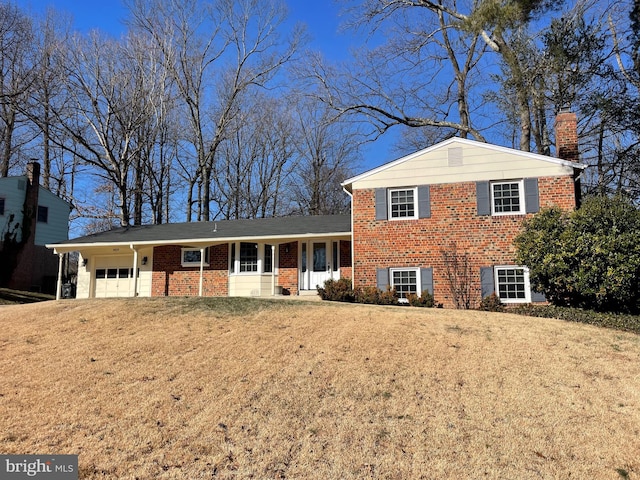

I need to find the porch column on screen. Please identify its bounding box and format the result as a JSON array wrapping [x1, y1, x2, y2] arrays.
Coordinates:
[[271, 244, 276, 296], [130, 245, 139, 297], [55, 252, 64, 300], [198, 247, 205, 296]]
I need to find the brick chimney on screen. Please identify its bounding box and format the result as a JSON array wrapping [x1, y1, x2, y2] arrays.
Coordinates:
[[7, 162, 41, 291], [24, 162, 41, 235], [555, 109, 579, 163]]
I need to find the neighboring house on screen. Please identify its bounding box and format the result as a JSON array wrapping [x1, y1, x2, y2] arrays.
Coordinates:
[[48, 111, 585, 305], [0, 162, 72, 293]]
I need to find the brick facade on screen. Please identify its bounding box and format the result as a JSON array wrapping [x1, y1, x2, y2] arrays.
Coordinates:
[[151, 244, 229, 297], [278, 242, 299, 296], [351, 176, 577, 308]]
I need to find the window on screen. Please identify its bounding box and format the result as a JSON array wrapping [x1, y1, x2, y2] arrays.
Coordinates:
[[495, 266, 531, 303], [491, 180, 525, 215], [0, 197, 4, 215], [37, 205, 48, 223], [390, 268, 419, 302], [264, 244, 273, 273], [181, 248, 209, 266], [230, 242, 277, 274], [389, 188, 417, 219], [239, 242, 258, 272]]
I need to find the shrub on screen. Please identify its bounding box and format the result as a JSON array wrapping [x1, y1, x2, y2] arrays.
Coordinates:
[[515, 195, 640, 313], [317, 278, 355, 302], [511, 304, 640, 335], [478, 293, 505, 312], [354, 286, 399, 305], [407, 290, 436, 307]]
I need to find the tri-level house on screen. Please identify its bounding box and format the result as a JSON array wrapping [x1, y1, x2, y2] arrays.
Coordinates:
[[48, 111, 584, 305], [0, 162, 72, 293]]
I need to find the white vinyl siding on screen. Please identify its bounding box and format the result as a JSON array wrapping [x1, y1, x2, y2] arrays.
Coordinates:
[[346, 138, 578, 191]]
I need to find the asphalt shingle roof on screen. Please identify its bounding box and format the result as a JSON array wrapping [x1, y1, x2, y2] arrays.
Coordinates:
[[55, 214, 351, 246]]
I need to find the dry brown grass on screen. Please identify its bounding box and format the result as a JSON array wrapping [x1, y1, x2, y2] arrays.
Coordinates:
[[1, 298, 639, 479]]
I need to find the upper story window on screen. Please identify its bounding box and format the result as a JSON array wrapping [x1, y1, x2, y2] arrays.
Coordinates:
[[37, 205, 48, 223], [491, 180, 525, 215], [389, 187, 417, 219], [376, 185, 430, 221], [181, 247, 209, 267], [0, 197, 4, 215]]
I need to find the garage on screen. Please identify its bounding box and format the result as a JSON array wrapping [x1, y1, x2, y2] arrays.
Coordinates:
[[93, 256, 136, 298]]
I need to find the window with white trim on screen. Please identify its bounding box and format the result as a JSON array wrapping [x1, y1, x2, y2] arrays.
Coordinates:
[[390, 268, 419, 302], [495, 266, 531, 303], [239, 242, 258, 272], [181, 247, 209, 267], [230, 241, 277, 274], [264, 244, 273, 273], [491, 180, 525, 215], [389, 187, 417, 219]]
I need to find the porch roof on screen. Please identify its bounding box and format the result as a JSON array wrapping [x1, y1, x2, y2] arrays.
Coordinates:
[[48, 214, 352, 252]]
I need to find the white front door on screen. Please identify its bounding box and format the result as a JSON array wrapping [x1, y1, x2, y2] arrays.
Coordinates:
[[300, 241, 335, 290]]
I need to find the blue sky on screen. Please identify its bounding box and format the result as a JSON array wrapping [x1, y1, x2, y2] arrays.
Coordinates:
[[23, 0, 399, 171]]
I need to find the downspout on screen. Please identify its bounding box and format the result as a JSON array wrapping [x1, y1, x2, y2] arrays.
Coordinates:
[[199, 247, 205, 296], [55, 250, 63, 300], [342, 185, 355, 283], [130, 244, 139, 297]]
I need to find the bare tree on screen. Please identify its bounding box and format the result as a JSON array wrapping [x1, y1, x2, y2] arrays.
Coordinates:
[[289, 95, 361, 215], [305, 0, 488, 144], [214, 94, 296, 219], [0, 2, 36, 176], [26, 8, 74, 191], [128, 0, 303, 221], [56, 32, 154, 226]]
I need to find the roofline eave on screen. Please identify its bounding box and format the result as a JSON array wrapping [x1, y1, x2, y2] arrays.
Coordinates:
[[46, 231, 352, 252]]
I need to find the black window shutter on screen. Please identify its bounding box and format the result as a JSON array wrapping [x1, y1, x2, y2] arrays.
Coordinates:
[[375, 188, 387, 220], [376, 268, 389, 291], [531, 289, 546, 302], [480, 266, 495, 298], [524, 178, 540, 213], [418, 185, 431, 218], [476, 181, 491, 216], [420, 267, 434, 295]]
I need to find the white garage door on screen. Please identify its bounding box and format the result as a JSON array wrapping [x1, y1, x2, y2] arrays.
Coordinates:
[[94, 256, 136, 298]]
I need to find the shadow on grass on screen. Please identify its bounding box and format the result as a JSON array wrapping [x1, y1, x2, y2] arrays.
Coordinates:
[[0, 288, 55, 305]]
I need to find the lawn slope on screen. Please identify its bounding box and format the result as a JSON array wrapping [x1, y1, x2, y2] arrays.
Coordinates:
[[1, 298, 639, 479]]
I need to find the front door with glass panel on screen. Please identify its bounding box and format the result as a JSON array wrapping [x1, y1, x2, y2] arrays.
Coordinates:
[[300, 241, 335, 290]]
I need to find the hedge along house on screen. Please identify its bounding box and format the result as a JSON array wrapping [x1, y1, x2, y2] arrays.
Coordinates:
[[340, 111, 585, 308], [48, 215, 352, 299]]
